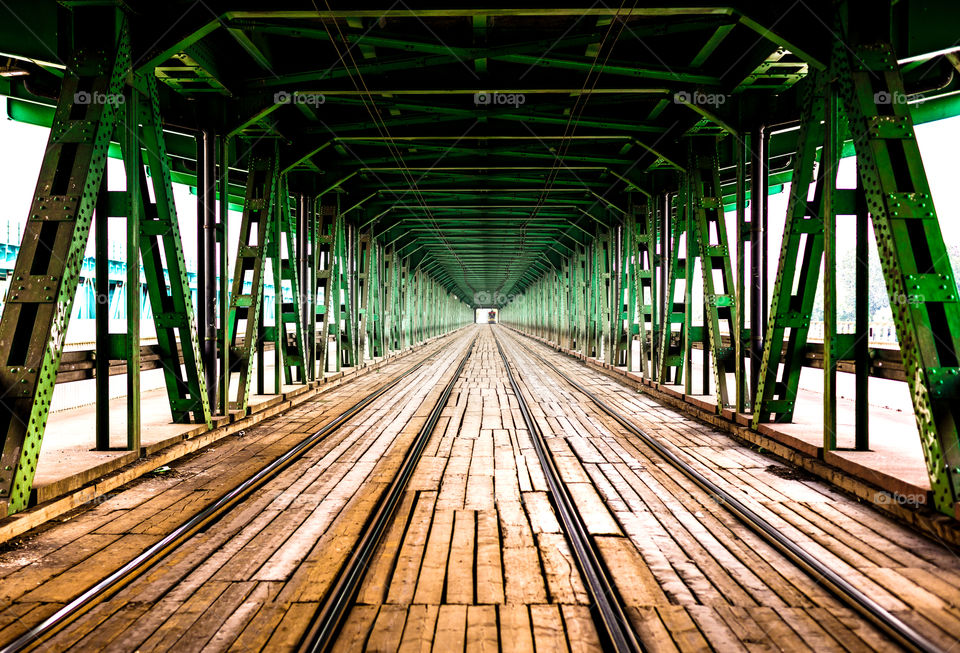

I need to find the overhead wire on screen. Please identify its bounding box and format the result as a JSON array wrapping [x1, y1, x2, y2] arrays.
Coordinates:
[[313, 1, 479, 299], [497, 1, 636, 298]]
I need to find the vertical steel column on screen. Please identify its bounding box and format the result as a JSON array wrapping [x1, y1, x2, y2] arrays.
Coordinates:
[[299, 194, 309, 382], [735, 134, 748, 412], [95, 166, 110, 450], [650, 197, 661, 377], [125, 88, 141, 453], [197, 129, 217, 410], [273, 175, 283, 393], [823, 89, 839, 450], [749, 127, 767, 400], [855, 187, 869, 450], [218, 136, 230, 414]]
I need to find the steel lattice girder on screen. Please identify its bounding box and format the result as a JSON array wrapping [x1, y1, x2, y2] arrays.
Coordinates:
[[753, 73, 834, 428], [226, 146, 279, 411], [0, 9, 130, 513], [131, 73, 212, 426], [658, 190, 691, 384], [688, 138, 740, 409], [266, 174, 307, 387], [836, 40, 960, 517]]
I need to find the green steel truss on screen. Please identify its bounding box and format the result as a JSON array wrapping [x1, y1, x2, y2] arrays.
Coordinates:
[[226, 148, 279, 411], [127, 74, 211, 426], [658, 192, 692, 384], [753, 74, 834, 428], [633, 199, 658, 377], [317, 207, 358, 372], [315, 204, 335, 372], [836, 40, 960, 516], [689, 138, 740, 408], [0, 12, 208, 512], [0, 13, 131, 513], [358, 232, 386, 360], [266, 175, 307, 386]]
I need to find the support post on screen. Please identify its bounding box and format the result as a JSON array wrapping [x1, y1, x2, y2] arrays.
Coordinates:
[[125, 86, 141, 454], [95, 166, 110, 450], [823, 88, 839, 450], [749, 126, 767, 403], [735, 132, 748, 412], [197, 130, 217, 411], [218, 136, 230, 415], [855, 187, 870, 450]]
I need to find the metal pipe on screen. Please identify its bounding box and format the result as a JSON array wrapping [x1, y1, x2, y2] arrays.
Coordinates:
[[202, 129, 217, 409], [299, 193, 309, 383], [95, 163, 110, 450], [749, 126, 768, 403], [218, 135, 231, 415]]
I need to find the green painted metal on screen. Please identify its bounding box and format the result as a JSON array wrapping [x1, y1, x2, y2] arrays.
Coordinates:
[[688, 138, 740, 409], [124, 75, 141, 454], [265, 174, 307, 387], [753, 73, 837, 429], [128, 73, 211, 426], [226, 147, 278, 411], [0, 10, 129, 513], [633, 198, 658, 378], [658, 191, 691, 384], [835, 38, 960, 516]]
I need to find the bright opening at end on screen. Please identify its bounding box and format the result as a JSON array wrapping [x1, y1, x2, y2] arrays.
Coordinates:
[[475, 308, 498, 324]]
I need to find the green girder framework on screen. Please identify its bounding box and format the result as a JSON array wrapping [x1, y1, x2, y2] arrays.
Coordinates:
[[0, 1, 958, 516]]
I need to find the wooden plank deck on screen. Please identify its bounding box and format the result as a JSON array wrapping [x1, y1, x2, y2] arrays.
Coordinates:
[[0, 326, 959, 651]]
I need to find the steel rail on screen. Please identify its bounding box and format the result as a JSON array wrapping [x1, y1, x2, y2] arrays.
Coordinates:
[[491, 329, 644, 653], [0, 333, 469, 653], [504, 327, 941, 653], [298, 334, 478, 653]]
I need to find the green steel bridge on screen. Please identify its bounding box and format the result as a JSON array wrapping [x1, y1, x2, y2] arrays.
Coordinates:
[[0, 0, 957, 519]]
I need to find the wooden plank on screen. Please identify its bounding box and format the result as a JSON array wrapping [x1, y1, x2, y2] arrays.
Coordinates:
[[536, 533, 588, 604], [595, 535, 669, 607], [560, 605, 603, 653], [413, 509, 455, 605], [366, 604, 409, 653], [399, 604, 440, 653], [530, 604, 569, 653], [475, 510, 504, 605], [357, 491, 417, 604], [502, 546, 548, 604], [433, 605, 467, 653], [498, 605, 534, 653], [446, 510, 475, 604], [260, 601, 318, 651], [381, 491, 435, 604], [466, 605, 498, 653], [330, 605, 378, 653]]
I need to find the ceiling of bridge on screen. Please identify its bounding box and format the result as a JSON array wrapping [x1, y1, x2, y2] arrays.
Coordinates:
[[4, 2, 959, 305], [195, 4, 815, 303]]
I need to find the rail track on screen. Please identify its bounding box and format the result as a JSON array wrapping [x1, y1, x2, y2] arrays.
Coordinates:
[[491, 329, 644, 653], [498, 326, 939, 653], [0, 332, 476, 653], [297, 335, 477, 652]]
